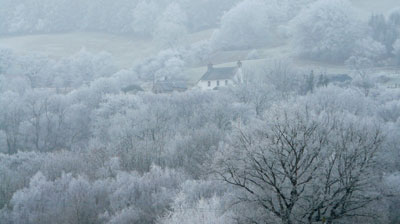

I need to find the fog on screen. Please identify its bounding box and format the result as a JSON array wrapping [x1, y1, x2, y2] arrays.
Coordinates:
[[1, 0, 400, 223]]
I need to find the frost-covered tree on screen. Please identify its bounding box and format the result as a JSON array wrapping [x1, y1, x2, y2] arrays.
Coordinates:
[[346, 37, 387, 68], [383, 172, 400, 224], [213, 103, 384, 224], [277, 0, 317, 22], [17, 53, 53, 88], [0, 91, 25, 154], [291, 0, 363, 63], [159, 196, 232, 224], [10, 172, 98, 224], [0, 48, 14, 75], [169, 125, 224, 178], [133, 49, 185, 81], [131, 0, 162, 37], [393, 39, 400, 65], [179, 0, 239, 31], [106, 166, 187, 224], [261, 61, 304, 98], [20, 89, 57, 152], [0, 152, 46, 210], [368, 10, 400, 56], [368, 14, 397, 54], [153, 3, 188, 48], [54, 49, 117, 87], [211, 0, 271, 50]]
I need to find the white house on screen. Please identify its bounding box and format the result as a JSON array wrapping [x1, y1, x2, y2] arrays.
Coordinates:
[[197, 61, 244, 90]]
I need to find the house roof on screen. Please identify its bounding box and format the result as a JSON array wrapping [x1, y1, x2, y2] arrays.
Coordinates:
[[200, 67, 238, 81], [327, 74, 352, 83], [153, 80, 187, 93], [378, 75, 400, 84], [122, 84, 144, 93]]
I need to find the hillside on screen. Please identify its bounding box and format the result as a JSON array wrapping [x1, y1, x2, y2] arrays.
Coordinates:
[[0, 0, 399, 82]]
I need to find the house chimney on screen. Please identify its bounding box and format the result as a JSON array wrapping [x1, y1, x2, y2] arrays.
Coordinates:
[[237, 60, 242, 68], [207, 62, 213, 71]]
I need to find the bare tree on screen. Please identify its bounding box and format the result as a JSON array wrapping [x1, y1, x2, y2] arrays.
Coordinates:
[[213, 105, 384, 224]]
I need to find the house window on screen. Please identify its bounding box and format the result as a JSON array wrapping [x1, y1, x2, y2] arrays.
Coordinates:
[[225, 80, 228, 85], [217, 80, 220, 86], [208, 81, 211, 87]]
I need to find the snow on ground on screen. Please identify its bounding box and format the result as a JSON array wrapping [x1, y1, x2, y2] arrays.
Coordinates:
[[0, 30, 214, 69], [0, 32, 158, 69]]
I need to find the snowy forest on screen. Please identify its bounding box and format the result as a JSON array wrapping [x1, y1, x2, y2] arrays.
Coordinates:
[[1, 0, 400, 223]]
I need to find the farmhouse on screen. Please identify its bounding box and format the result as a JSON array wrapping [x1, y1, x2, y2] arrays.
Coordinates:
[[197, 61, 244, 90]]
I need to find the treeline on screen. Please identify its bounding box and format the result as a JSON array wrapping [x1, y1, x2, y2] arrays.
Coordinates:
[[0, 0, 238, 35], [1, 54, 400, 223]]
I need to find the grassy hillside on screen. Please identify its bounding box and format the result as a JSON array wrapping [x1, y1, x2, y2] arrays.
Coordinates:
[[0, 0, 398, 82]]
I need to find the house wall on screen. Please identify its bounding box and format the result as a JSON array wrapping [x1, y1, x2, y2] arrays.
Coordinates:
[[197, 79, 230, 90]]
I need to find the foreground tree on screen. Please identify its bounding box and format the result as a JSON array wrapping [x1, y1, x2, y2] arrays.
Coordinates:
[[213, 103, 384, 224]]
